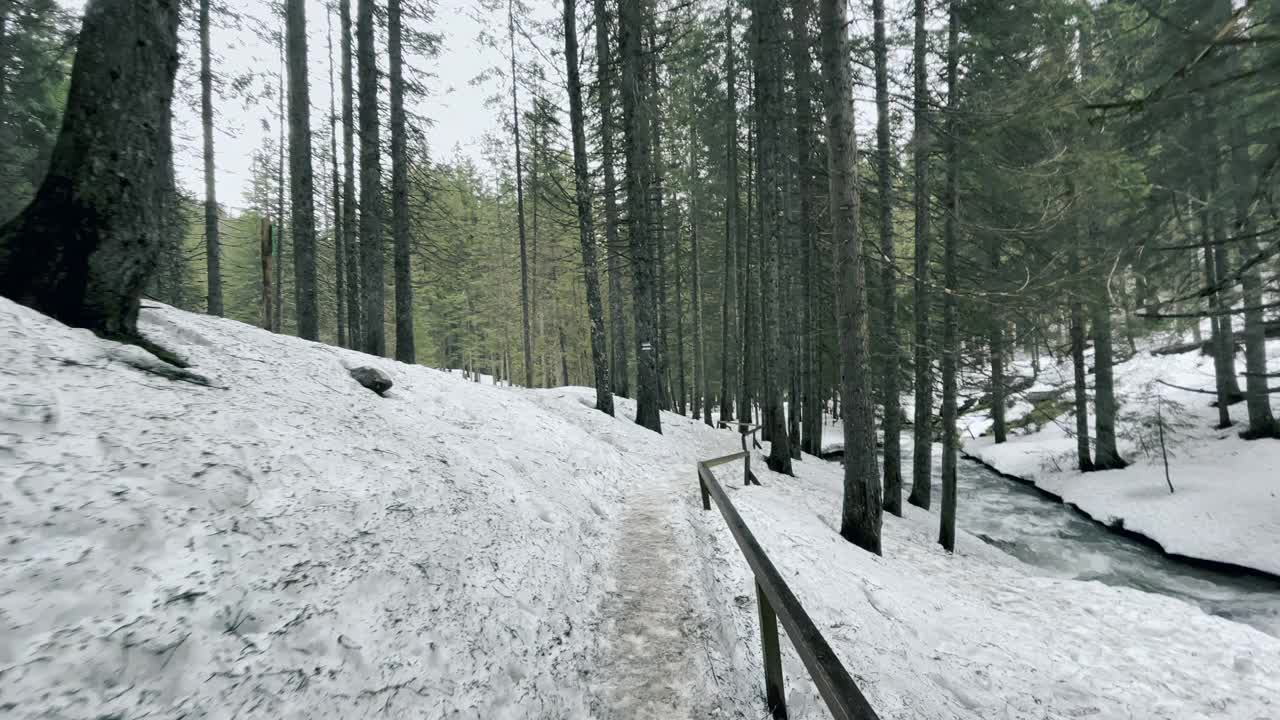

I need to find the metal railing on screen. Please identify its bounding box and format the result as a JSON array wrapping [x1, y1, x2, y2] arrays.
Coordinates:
[[696, 451, 880, 720]]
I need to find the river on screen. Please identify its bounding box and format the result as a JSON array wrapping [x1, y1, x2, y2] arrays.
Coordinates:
[[824, 439, 1280, 638]]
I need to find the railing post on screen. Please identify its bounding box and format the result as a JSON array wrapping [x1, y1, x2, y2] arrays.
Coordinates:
[[698, 467, 711, 511], [756, 580, 787, 719]]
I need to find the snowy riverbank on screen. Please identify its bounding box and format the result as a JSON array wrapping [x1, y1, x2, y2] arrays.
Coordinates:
[[962, 333, 1280, 578], [3, 299, 1277, 719]]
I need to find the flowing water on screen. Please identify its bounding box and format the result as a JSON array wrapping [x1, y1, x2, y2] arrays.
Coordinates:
[[827, 439, 1280, 637]]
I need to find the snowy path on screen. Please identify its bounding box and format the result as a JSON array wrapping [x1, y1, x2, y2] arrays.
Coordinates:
[[590, 473, 716, 718]]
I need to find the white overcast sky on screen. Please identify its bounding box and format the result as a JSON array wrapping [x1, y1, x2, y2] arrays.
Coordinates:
[[54, 0, 909, 213]]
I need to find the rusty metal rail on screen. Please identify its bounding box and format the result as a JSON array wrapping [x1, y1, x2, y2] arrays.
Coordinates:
[[696, 452, 880, 720]]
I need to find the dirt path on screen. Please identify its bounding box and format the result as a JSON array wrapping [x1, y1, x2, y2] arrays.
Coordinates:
[[590, 474, 714, 718]]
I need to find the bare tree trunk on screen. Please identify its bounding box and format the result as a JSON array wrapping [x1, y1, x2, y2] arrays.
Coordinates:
[[692, 158, 711, 427], [1068, 244, 1094, 471], [327, 6, 345, 348], [1091, 279, 1126, 470], [340, 0, 360, 344], [286, 0, 318, 340], [509, 0, 533, 386], [989, 237, 1006, 443], [938, 2, 959, 552], [752, 0, 792, 474], [718, 0, 738, 427], [593, 0, 629, 398], [0, 0, 180, 341], [275, 29, 285, 333], [620, 0, 660, 432], [564, 0, 613, 415], [357, 0, 383, 354], [390, 0, 413, 362], [819, 0, 881, 554], [675, 212, 687, 415], [908, 0, 933, 509], [200, 0, 222, 316], [872, 0, 902, 515]]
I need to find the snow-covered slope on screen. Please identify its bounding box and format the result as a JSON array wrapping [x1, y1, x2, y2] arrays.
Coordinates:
[[0, 299, 749, 719], [963, 332, 1280, 577], [3, 299, 1277, 719]]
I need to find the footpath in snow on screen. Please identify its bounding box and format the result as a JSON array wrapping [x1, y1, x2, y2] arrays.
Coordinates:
[[962, 331, 1280, 578], [2, 300, 1278, 719]]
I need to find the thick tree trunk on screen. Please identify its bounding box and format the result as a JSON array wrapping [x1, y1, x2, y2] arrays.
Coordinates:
[[286, 0, 318, 340], [340, 0, 360, 345], [0, 0, 180, 340], [275, 33, 285, 333], [509, 0, 533, 386], [675, 212, 687, 415], [938, 2, 959, 552], [200, 0, 222, 316], [691, 162, 712, 428], [357, 0, 383, 354], [788, 0, 815, 458], [620, 0, 661, 432], [564, 0, 613, 416], [1200, 209, 1234, 428], [1091, 284, 1126, 470], [389, 0, 414, 362], [593, 0, 629, 399], [908, 0, 933, 510], [820, 0, 881, 555], [752, 0, 792, 474], [872, 0, 901, 514]]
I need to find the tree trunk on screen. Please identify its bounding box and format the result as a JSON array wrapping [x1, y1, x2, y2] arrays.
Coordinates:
[[286, 0, 318, 340], [787, 0, 815, 458], [988, 237, 1006, 443], [275, 30, 285, 333], [718, 0, 738, 428], [620, 0, 661, 432], [509, 0, 533, 386], [938, 2, 959, 552], [1068, 247, 1094, 472], [327, 6, 345, 347], [356, 0, 383, 354], [200, 0, 222, 316], [1090, 281, 1126, 470], [820, 0, 881, 555], [389, 0, 414, 362], [739, 101, 755, 428], [593, 0, 629, 399], [691, 153, 711, 428], [873, 0, 902, 515], [908, 0, 933, 510], [0, 0, 179, 340], [340, 0, 360, 345], [752, 0, 792, 474], [564, 0, 613, 416]]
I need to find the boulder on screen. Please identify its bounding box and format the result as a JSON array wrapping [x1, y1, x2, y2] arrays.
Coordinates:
[[349, 366, 393, 395]]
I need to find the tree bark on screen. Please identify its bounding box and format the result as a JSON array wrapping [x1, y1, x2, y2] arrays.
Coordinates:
[[752, 0, 792, 474], [357, 0, 383, 354], [1090, 277, 1126, 470], [938, 1, 959, 552], [286, 0, 318, 341], [718, 0, 738, 428], [0, 0, 180, 341], [873, 0, 902, 516], [509, 0, 533, 386], [1068, 246, 1094, 472], [620, 0, 661, 432], [820, 0, 881, 554], [988, 237, 1006, 443], [390, 0, 414, 362], [327, 6, 345, 347], [200, 0, 222, 316], [340, 0, 360, 345], [908, 0, 933, 510], [564, 0, 613, 416], [593, 0, 629, 398]]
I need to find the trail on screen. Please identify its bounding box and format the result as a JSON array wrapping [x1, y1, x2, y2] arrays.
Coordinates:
[[590, 473, 717, 718]]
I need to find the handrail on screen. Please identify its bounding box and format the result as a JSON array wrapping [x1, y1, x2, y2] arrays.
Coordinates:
[[696, 454, 880, 720]]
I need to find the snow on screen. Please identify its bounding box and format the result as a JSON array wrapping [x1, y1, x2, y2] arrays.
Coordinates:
[[964, 333, 1280, 578], [3, 298, 1278, 719]]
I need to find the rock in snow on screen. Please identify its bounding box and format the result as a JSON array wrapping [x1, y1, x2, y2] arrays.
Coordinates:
[[348, 365, 393, 395], [1, 298, 1277, 720]]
